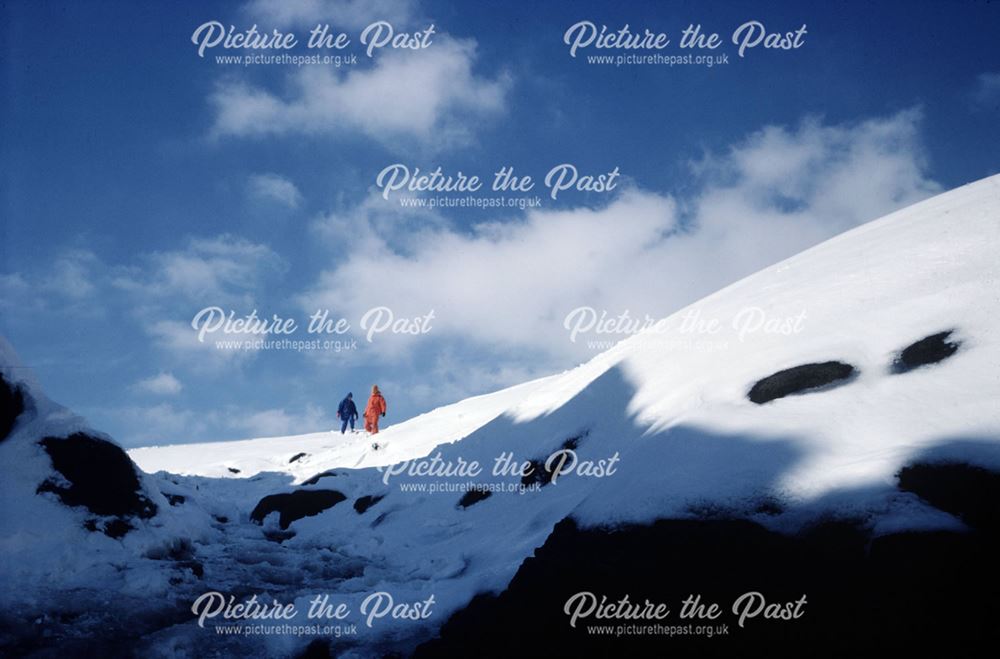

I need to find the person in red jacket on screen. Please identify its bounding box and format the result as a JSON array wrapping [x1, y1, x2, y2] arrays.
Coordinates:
[[364, 384, 387, 434]]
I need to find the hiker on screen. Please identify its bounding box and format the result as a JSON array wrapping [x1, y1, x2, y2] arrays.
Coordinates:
[[337, 392, 358, 434], [364, 385, 387, 434]]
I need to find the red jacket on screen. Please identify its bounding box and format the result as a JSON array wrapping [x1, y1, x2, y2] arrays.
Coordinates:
[[365, 392, 386, 419]]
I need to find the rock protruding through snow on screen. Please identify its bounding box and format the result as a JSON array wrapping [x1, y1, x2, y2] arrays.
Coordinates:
[[36, 433, 158, 527], [0, 372, 27, 442], [747, 361, 856, 404], [892, 330, 961, 374], [898, 461, 1000, 533], [353, 494, 385, 514], [250, 489, 347, 529]]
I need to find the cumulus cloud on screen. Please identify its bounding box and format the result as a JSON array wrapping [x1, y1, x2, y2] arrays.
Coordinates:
[[207, 0, 508, 146], [248, 173, 303, 208], [110, 235, 286, 366], [228, 402, 335, 437], [1, 249, 107, 319], [98, 399, 338, 445], [113, 234, 285, 305], [134, 372, 183, 395], [3, 235, 285, 367], [299, 109, 940, 374], [103, 402, 209, 446], [41, 249, 101, 299], [144, 317, 276, 369], [310, 189, 446, 251], [209, 37, 509, 146], [0, 273, 36, 313]]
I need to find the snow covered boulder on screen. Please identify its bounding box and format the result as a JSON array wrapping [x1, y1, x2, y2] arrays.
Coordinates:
[[36, 432, 158, 527], [416, 511, 998, 658], [250, 489, 347, 529], [3, 341, 158, 540], [353, 493, 385, 514], [0, 372, 28, 442], [302, 470, 338, 485], [898, 461, 1000, 533]]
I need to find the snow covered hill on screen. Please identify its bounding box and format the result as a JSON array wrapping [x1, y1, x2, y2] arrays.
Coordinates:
[[128, 375, 558, 482], [3, 174, 1000, 657]]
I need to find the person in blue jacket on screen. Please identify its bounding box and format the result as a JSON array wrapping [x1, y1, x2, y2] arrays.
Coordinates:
[[337, 392, 359, 434]]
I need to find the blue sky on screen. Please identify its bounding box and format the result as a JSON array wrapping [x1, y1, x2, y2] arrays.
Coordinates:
[[2, 0, 999, 447]]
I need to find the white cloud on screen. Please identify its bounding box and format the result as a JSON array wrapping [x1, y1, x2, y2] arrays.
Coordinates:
[[971, 72, 1000, 109], [41, 249, 101, 299], [134, 372, 183, 395], [0, 249, 106, 318], [109, 235, 286, 366], [299, 110, 940, 373], [377, 348, 546, 410], [248, 173, 303, 208], [105, 402, 209, 446], [3, 234, 285, 368], [244, 0, 415, 30], [310, 190, 446, 251], [209, 37, 509, 146], [145, 317, 269, 370], [0, 273, 36, 312], [228, 402, 335, 437], [114, 234, 285, 304], [96, 400, 337, 446]]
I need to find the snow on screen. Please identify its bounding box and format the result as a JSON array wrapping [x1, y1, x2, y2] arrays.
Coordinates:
[[129, 374, 558, 481], [3, 175, 1000, 655]]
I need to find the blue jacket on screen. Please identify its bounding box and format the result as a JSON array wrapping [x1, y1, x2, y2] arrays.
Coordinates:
[[338, 395, 358, 419]]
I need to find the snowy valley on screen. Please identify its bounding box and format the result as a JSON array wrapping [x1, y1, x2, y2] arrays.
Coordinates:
[[2, 175, 1000, 658]]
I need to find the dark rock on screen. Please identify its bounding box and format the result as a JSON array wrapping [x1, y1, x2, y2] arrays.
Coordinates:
[[36, 433, 157, 523], [302, 470, 337, 485], [250, 489, 346, 529], [213, 515, 229, 524], [289, 452, 308, 463], [263, 529, 296, 544], [520, 433, 589, 488], [892, 330, 961, 374], [227, 467, 241, 474], [81, 517, 134, 539], [898, 461, 1000, 534], [1, 372, 27, 442], [353, 494, 385, 514], [520, 459, 548, 487], [458, 488, 491, 509], [102, 518, 134, 539], [561, 432, 587, 451], [165, 493, 186, 506], [754, 498, 784, 516], [145, 538, 195, 562], [520, 458, 567, 488], [417, 512, 999, 658], [748, 361, 856, 404], [297, 639, 331, 659]]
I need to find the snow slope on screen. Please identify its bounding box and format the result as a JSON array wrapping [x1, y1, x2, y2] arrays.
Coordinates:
[[4, 174, 1000, 657], [135, 172, 1000, 520], [129, 375, 558, 481]]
